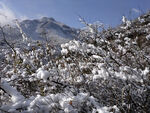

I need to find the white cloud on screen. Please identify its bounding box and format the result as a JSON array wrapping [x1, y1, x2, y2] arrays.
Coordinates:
[[0, 2, 16, 25], [132, 8, 141, 14], [19, 15, 29, 21]]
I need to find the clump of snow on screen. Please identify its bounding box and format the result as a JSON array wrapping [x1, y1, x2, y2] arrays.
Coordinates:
[[61, 48, 68, 55], [121, 16, 131, 29], [0, 91, 109, 113], [138, 17, 145, 23], [146, 34, 150, 40], [76, 75, 84, 83], [141, 67, 149, 75], [37, 68, 51, 82], [122, 16, 127, 23], [0, 79, 25, 103], [61, 40, 81, 52], [92, 55, 101, 59], [93, 67, 108, 81]]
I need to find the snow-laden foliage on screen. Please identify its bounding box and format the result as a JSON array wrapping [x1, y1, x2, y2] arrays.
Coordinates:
[[0, 12, 150, 113]]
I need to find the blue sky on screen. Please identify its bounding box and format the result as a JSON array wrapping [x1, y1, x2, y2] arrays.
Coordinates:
[[0, 0, 150, 28]]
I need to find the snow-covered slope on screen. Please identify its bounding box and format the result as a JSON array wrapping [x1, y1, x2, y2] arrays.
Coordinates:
[[20, 17, 77, 44], [0, 17, 77, 46]]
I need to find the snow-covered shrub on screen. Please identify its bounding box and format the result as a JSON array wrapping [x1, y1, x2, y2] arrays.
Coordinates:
[[1, 12, 150, 113]]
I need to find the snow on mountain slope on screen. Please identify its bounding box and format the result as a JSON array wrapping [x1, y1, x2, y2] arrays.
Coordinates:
[[20, 17, 77, 44], [0, 17, 78, 46]]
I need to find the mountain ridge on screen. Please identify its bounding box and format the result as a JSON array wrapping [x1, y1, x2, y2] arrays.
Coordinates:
[[20, 17, 78, 44], [0, 17, 78, 45]]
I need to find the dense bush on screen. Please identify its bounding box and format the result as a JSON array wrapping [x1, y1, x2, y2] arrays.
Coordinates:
[[0, 12, 150, 113]]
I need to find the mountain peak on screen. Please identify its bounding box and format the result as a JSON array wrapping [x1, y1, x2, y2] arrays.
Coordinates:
[[19, 17, 77, 44], [40, 17, 56, 22]]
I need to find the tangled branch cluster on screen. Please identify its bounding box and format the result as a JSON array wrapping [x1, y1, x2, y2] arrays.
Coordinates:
[[0, 12, 150, 113]]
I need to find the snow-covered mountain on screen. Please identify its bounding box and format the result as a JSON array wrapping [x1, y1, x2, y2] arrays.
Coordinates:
[[0, 17, 78, 45], [20, 17, 77, 44]]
